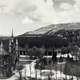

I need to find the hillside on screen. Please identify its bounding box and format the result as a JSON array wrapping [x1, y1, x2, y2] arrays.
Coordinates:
[[0, 22, 80, 51], [16, 23, 80, 48], [18, 23, 80, 37]]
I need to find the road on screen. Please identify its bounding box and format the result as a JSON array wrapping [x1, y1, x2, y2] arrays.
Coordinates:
[[0, 57, 78, 80]]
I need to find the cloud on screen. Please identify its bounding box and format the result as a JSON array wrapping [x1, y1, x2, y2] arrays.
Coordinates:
[[30, 0, 80, 24], [0, 0, 17, 14], [13, 0, 37, 15], [1, 0, 80, 36], [60, 3, 73, 10], [53, 0, 75, 11], [22, 16, 33, 24], [0, 0, 80, 25], [0, 0, 37, 15]]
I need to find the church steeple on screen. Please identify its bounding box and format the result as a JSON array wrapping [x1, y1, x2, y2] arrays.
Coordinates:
[[9, 28, 14, 53]]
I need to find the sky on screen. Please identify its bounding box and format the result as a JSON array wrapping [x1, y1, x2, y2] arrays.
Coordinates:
[[0, 0, 80, 36]]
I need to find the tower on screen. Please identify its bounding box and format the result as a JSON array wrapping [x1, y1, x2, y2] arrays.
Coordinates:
[[9, 40, 11, 53], [0, 41, 3, 55], [9, 28, 14, 54], [15, 39, 19, 64], [15, 39, 18, 56], [9, 28, 17, 70]]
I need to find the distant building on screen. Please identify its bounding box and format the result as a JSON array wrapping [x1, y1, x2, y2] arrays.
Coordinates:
[[0, 30, 18, 78]]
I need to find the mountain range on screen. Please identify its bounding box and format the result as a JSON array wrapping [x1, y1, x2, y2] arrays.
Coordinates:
[[15, 22, 80, 48], [0, 22, 80, 48], [19, 22, 80, 37]]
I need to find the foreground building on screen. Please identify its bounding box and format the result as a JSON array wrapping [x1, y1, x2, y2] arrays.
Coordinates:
[[0, 32, 18, 78]]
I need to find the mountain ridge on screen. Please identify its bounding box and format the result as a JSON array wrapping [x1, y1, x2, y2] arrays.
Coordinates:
[[18, 22, 80, 37]]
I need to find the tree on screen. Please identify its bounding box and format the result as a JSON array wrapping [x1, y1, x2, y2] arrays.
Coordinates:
[[52, 51, 57, 62], [32, 46, 44, 58], [28, 48, 34, 58], [28, 46, 45, 59], [70, 45, 79, 60]]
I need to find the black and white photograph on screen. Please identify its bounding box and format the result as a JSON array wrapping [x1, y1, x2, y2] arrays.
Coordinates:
[[0, 0, 80, 80]]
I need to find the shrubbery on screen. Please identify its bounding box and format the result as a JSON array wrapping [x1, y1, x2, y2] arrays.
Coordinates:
[[64, 61, 80, 77], [27, 46, 45, 59]]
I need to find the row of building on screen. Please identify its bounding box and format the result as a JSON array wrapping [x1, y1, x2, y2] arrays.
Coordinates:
[[0, 31, 20, 78]]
